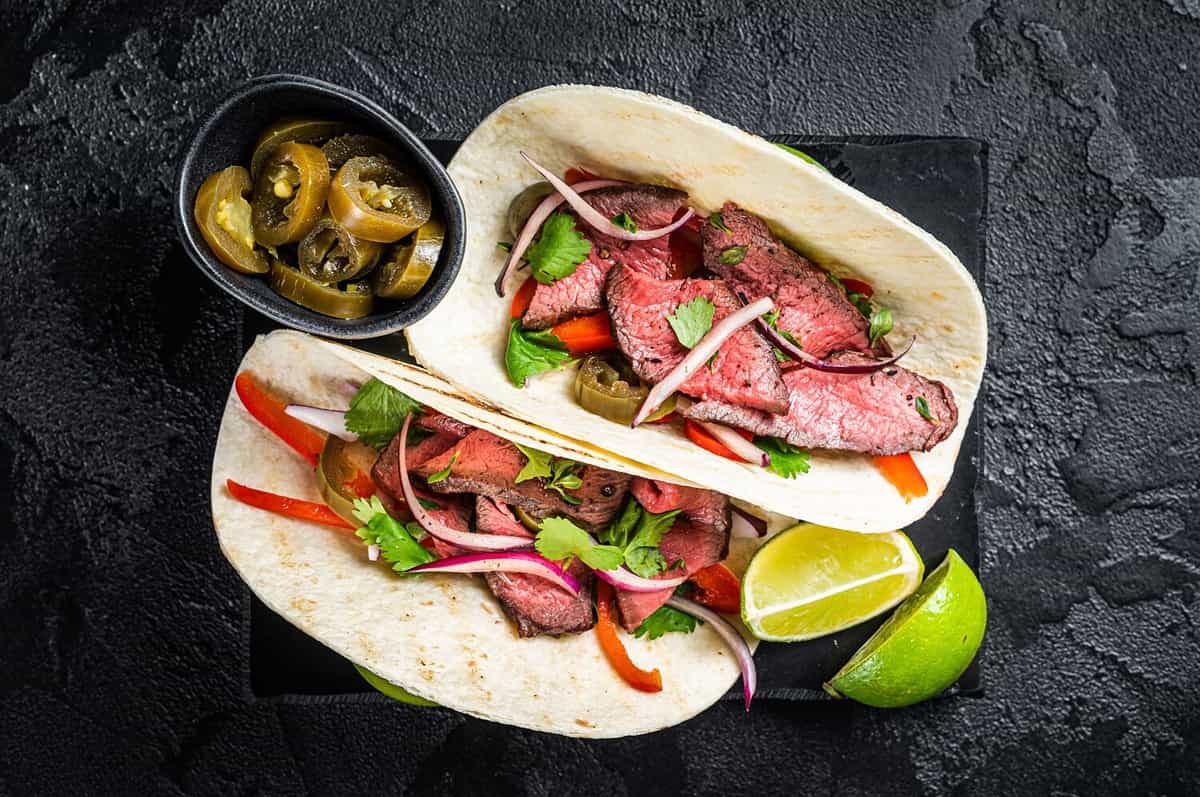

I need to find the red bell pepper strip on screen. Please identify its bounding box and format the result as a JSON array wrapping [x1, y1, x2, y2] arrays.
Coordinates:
[[234, 371, 325, 467], [510, 277, 537, 319], [564, 167, 600, 185], [595, 581, 663, 693], [226, 479, 354, 530], [683, 419, 754, 462], [668, 226, 703, 279], [550, 312, 617, 356], [688, 563, 741, 614], [872, 453, 928, 502], [840, 277, 874, 298]]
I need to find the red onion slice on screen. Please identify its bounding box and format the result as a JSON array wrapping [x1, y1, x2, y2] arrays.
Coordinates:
[[494, 178, 624, 296], [730, 506, 768, 538], [285, 405, 355, 441], [632, 296, 774, 427], [410, 551, 581, 595], [520, 153, 695, 242], [695, 417, 770, 468], [367, 543, 381, 561], [746, 294, 915, 374], [666, 595, 757, 710], [592, 566, 688, 594], [397, 415, 530, 552]]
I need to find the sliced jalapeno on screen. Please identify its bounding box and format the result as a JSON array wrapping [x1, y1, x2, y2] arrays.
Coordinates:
[[268, 259, 374, 319], [575, 356, 675, 425], [318, 436, 380, 524], [193, 166, 269, 274], [321, 134, 399, 172], [299, 215, 383, 284], [327, 156, 431, 243], [372, 217, 444, 299], [507, 181, 554, 239], [249, 118, 344, 179], [252, 142, 331, 247]]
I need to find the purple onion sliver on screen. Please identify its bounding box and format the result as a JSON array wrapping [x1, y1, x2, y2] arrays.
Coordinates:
[[666, 595, 757, 711], [409, 551, 580, 594], [592, 565, 688, 594], [284, 405, 356, 441], [730, 506, 768, 538], [632, 296, 775, 427], [695, 418, 770, 467], [520, 153, 695, 243]]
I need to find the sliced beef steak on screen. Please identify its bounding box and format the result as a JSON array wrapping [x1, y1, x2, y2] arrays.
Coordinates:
[[414, 429, 630, 532], [680, 354, 958, 454], [472, 497, 596, 637], [372, 430, 461, 504], [630, 479, 730, 537], [615, 518, 729, 631], [605, 265, 789, 414], [416, 411, 473, 439], [702, 203, 883, 358], [522, 184, 688, 329]]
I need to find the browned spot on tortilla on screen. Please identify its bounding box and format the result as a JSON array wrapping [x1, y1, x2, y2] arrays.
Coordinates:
[[479, 602, 494, 615], [419, 669, 435, 682], [467, 660, 477, 668], [575, 719, 595, 729], [420, 600, 434, 607], [358, 632, 379, 660], [290, 597, 317, 614], [931, 290, 946, 300], [942, 324, 954, 333]]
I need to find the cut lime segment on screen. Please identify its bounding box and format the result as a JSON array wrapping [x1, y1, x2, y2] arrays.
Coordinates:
[[825, 549, 986, 708], [740, 523, 924, 642], [354, 664, 438, 707]]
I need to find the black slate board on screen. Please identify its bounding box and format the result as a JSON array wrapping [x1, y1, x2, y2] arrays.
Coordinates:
[[245, 135, 987, 703]]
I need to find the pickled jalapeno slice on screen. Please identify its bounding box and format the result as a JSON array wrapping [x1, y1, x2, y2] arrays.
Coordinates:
[[252, 142, 331, 246], [299, 215, 383, 284], [249, 118, 344, 179], [327, 156, 431, 243], [321, 134, 400, 172], [268, 259, 374, 319], [193, 165, 269, 274], [372, 217, 444, 299]]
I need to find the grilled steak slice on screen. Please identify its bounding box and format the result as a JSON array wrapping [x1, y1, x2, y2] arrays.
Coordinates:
[[414, 429, 631, 532], [630, 479, 730, 538], [416, 411, 473, 439], [473, 497, 595, 637], [522, 184, 688, 329], [702, 203, 883, 358], [372, 430, 461, 499], [680, 354, 958, 454], [615, 518, 729, 631], [605, 265, 789, 414]]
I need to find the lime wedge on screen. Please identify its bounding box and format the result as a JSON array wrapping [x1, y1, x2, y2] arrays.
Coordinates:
[[825, 549, 986, 708], [740, 523, 924, 642], [354, 664, 438, 707]]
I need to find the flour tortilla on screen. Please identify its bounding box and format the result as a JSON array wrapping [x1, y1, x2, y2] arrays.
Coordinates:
[[212, 329, 784, 737], [405, 85, 986, 532]]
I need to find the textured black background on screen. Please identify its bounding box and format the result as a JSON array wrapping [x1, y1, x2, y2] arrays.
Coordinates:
[[1, 1, 1199, 795]]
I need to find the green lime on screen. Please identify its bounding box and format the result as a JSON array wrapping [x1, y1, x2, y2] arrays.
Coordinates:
[[740, 523, 924, 642], [354, 663, 438, 707], [825, 549, 986, 708]]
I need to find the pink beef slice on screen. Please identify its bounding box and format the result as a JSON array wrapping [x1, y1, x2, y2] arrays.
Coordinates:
[[630, 479, 730, 536], [471, 496, 595, 637], [414, 429, 630, 532], [416, 411, 474, 439], [679, 354, 958, 455], [372, 431, 461, 499], [614, 518, 731, 631], [605, 265, 790, 414], [522, 184, 689, 330], [702, 203, 885, 358]]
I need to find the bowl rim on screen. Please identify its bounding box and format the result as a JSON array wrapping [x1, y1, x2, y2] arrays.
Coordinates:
[[173, 73, 465, 340]]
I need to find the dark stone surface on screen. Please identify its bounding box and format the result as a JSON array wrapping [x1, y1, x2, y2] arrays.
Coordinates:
[[1, 1, 1198, 794]]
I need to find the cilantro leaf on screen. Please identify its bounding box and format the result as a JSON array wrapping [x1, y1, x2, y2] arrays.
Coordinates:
[[526, 212, 591, 285], [535, 517, 623, 571], [754, 437, 811, 479], [497, 241, 513, 252], [868, 306, 893, 345], [425, 451, 458, 484], [632, 605, 699, 640], [848, 292, 873, 318], [344, 379, 423, 449], [624, 508, 681, 578], [505, 321, 574, 388], [418, 496, 441, 510], [764, 309, 801, 362], [513, 442, 553, 483], [719, 245, 748, 266], [827, 272, 846, 292], [773, 142, 830, 173], [352, 496, 435, 572], [915, 396, 940, 425], [667, 297, 715, 349], [546, 458, 583, 504], [611, 212, 637, 233], [709, 213, 731, 233], [599, 499, 642, 549]]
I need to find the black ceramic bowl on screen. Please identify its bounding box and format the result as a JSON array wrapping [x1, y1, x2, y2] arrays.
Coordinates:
[[174, 74, 465, 339]]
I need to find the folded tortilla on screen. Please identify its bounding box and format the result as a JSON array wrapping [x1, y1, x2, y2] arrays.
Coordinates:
[[404, 85, 987, 532], [212, 329, 785, 737]]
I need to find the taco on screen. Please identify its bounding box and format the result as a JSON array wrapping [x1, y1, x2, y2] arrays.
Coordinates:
[[213, 329, 795, 737], [403, 85, 986, 532]]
